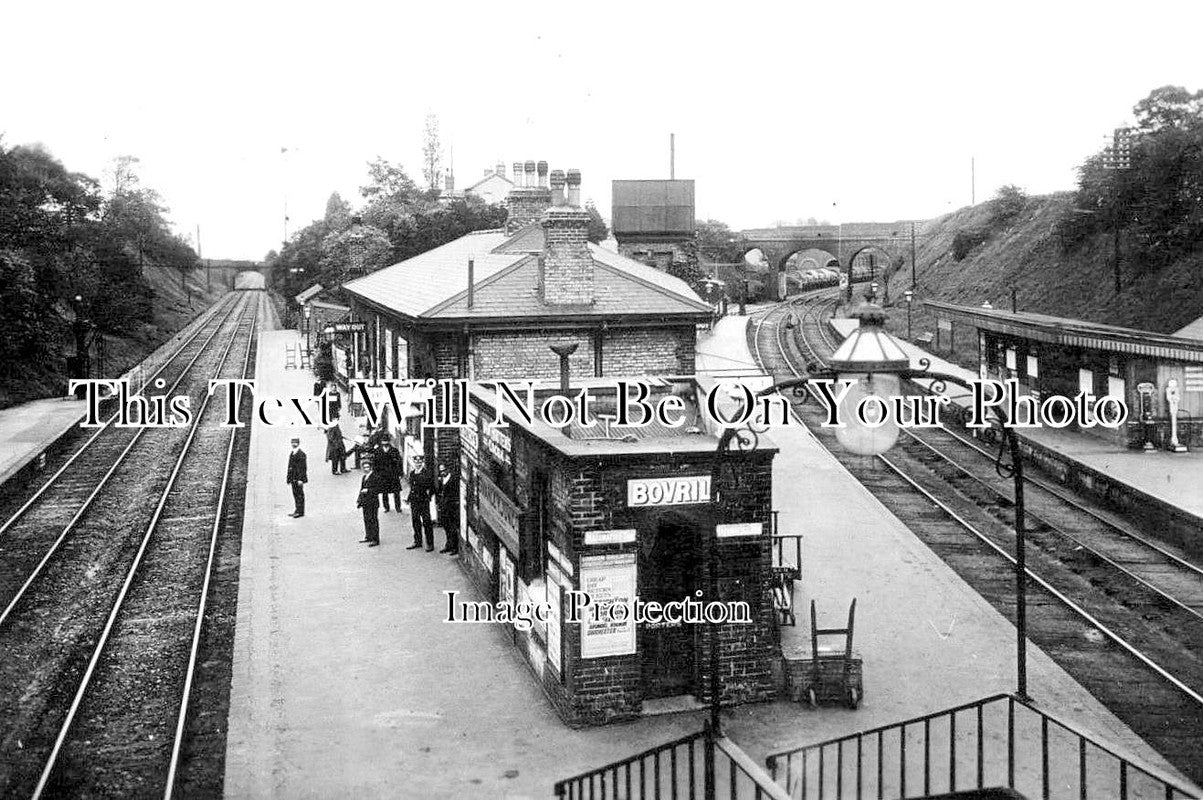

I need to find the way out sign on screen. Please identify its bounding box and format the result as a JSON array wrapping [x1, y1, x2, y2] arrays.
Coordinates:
[[627, 476, 711, 508]]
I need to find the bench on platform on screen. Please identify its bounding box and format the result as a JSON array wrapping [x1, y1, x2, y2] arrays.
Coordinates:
[[915, 331, 935, 346]]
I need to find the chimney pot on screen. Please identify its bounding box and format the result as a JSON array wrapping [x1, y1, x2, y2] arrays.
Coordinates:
[[537, 160, 549, 188], [549, 170, 566, 206], [524, 161, 537, 185], [496, 162, 505, 178], [512, 162, 523, 187], [566, 169, 582, 207]]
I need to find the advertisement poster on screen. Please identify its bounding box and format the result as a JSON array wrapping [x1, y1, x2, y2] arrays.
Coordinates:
[[579, 554, 636, 659]]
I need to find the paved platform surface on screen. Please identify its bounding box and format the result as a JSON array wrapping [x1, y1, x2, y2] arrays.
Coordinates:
[[223, 319, 1195, 799], [832, 317, 1203, 522], [0, 397, 88, 487], [0, 296, 235, 490]]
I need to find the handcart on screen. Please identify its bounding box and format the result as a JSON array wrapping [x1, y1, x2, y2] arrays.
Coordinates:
[[788, 598, 862, 709]]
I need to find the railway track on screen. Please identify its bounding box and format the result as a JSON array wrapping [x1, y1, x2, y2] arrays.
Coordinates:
[[751, 292, 1203, 786], [0, 289, 262, 797]]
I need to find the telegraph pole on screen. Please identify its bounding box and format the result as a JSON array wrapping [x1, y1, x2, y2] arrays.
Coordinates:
[[1102, 127, 1132, 293], [910, 221, 917, 290]]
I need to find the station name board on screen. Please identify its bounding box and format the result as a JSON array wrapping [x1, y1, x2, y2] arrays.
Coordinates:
[[627, 476, 711, 508]]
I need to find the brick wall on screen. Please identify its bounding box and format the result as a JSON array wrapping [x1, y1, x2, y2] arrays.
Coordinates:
[[471, 326, 696, 381], [458, 387, 778, 725], [506, 188, 552, 234], [601, 326, 696, 375], [616, 237, 699, 271], [541, 208, 594, 305]]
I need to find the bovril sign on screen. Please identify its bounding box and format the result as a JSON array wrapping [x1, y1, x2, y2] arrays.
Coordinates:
[[627, 476, 711, 508]]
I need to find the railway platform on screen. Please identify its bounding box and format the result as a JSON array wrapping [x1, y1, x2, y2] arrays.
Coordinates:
[[830, 318, 1203, 526], [222, 319, 1195, 798], [0, 294, 239, 494], [0, 397, 87, 489]]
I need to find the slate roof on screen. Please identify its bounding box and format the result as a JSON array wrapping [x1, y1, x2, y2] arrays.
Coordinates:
[[343, 224, 710, 322]]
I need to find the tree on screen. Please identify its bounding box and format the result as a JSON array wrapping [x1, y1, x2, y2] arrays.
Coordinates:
[[584, 201, 608, 243], [324, 192, 352, 229], [422, 114, 442, 191], [991, 184, 1027, 225], [1058, 85, 1203, 271], [321, 221, 394, 282], [696, 219, 746, 263], [1134, 85, 1203, 133]]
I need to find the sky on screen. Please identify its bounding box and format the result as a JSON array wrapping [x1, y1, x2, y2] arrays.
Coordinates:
[[4, 0, 1202, 260]]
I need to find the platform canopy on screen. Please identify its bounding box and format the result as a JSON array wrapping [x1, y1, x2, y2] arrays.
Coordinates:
[[927, 301, 1203, 363]]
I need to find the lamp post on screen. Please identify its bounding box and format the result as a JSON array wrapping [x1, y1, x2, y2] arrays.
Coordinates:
[[904, 289, 914, 340], [712, 302, 1029, 701], [71, 295, 91, 382]]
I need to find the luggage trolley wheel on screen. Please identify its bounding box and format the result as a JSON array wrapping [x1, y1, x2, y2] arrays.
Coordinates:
[[846, 687, 860, 710]]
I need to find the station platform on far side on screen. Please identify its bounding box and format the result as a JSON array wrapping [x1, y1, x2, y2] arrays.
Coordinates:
[[0, 397, 88, 489], [831, 317, 1203, 525]]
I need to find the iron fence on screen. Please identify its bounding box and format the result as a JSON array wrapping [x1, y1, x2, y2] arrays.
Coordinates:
[[765, 693, 1197, 800]]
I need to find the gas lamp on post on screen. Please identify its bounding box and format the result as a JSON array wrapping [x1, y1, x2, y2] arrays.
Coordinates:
[[904, 289, 915, 340], [711, 301, 1031, 711]]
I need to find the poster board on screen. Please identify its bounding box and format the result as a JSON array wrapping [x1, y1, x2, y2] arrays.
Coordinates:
[[579, 554, 637, 659]]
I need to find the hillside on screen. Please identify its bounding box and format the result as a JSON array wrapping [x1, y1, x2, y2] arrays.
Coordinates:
[[877, 193, 1203, 366], [0, 262, 240, 409]]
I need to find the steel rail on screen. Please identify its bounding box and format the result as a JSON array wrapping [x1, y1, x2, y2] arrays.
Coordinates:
[[920, 420, 1203, 580], [0, 294, 251, 629], [31, 296, 260, 799], [163, 292, 260, 798], [899, 426, 1203, 623], [759, 293, 1203, 709], [0, 292, 244, 539], [876, 450, 1203, 707]]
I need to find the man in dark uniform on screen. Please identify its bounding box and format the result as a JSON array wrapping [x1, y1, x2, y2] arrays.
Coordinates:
[[286, 437, 308, 517], [405, 454, 436, 551], [375, 437, 403, 512], [325, 422, 348, 475], [357, 460, 384, 546], [436, 463, 460, 554]]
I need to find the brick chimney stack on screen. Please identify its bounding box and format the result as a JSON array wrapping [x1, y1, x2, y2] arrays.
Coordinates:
[[505, 157, 553, 234], [540, 168, 593, 305]]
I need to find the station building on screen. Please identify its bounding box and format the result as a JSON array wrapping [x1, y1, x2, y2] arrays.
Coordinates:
[[339, 163, 786, 725], [341, 165, 712, 470], [458, 376, 779, 726], [928, 301, 1203, 449]]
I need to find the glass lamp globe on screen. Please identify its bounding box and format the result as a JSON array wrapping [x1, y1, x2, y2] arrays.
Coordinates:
[[827, 302, 911, 457]]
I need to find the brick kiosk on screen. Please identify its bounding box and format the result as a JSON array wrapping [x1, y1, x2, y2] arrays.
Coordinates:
[[458, 376, 778, 726]]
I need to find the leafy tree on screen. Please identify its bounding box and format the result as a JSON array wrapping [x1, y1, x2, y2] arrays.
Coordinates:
[[422, 114, 442, 191], [696, 219, 746, 263], [990, 184, 1027, 225], [321, 220, 394, 281], [1058, 85, 1203, 272], [584, 201, 608, 243]]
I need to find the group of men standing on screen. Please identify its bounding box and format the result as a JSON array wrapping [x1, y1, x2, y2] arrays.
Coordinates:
[[356, 438, 460, 553], [284, 427, 461, 554]]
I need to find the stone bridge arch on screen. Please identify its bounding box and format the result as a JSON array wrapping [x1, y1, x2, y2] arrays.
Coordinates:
[[740, 222, 920, 301]]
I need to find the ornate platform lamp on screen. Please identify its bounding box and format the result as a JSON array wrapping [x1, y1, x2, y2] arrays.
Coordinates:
[[711, 302, 1031, 708]]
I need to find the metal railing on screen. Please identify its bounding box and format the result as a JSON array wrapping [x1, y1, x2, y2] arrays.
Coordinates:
[[555, 722, 790, 800], [765, 694, 1198, 800]]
